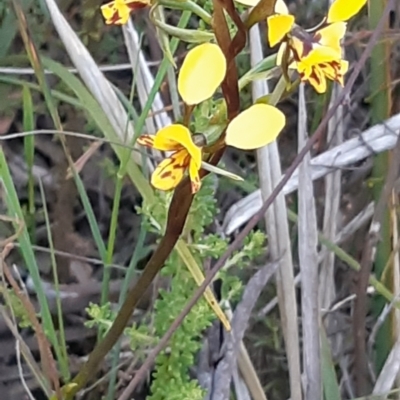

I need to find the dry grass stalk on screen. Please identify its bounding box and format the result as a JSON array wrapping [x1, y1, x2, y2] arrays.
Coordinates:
[[298, 83, 321, 399], [249, 24, 302, 400]]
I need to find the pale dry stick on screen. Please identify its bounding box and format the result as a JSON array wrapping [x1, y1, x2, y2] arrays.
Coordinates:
[[322, 287, 375, 314], [319, 20, 345, 367], [224, 304, 268, 400], [223, 114, 400, 235], [373, 341, 400, 395], [317, 205, 374, 265], [237, 342, 266, 400], [392, 192, 400, 394], [368, 292, 400, 358], [0, 61, 164, 75], [297, 84, 321, 400], [339, 356, 356, 399], [319, 82, 344, 310], [207, 262, 279, 400], [334, 202, 374, 245], [15, 340, 36, 400], [249, 25, 301, 400], [232, 369, 251, 400]]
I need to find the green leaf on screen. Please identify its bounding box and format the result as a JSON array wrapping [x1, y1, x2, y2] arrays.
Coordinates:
[[320, 326, 341, 400]]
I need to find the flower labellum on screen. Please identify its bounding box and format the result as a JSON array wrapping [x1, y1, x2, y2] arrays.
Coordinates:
[[225, 104, 286, 150], [297, 47, 349, 93], [178, 43, 226, 105], [138, 125, 202, 193]]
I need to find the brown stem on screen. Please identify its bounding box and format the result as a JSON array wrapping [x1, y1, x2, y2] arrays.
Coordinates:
[[66, 181, 195, 397]]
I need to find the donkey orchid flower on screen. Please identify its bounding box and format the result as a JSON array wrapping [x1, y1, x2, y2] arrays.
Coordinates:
[[101, 0, 150, 25], [265, 0, 366, 92], [138, 125, 202, 193]]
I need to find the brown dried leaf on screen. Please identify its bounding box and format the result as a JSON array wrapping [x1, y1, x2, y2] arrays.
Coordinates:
[[245, 0, 277, 29]]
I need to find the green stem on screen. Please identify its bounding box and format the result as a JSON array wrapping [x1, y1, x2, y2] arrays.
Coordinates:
[[100, 175, 123, 307], [38, 180, 70, 381], [22, 86, 36, 241], [160, 0, 212, 25], [368, 0, 392, 374]]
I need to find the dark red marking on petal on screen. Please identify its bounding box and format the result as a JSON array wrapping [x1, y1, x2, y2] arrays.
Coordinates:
[[137, 135, 154, 148], [160, 170, 173, 179], [107, 10, 121, 24]]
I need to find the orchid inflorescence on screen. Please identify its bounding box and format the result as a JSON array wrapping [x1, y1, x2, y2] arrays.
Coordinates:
[[261, 0, 368, 93], [100, 0, 366, 192]]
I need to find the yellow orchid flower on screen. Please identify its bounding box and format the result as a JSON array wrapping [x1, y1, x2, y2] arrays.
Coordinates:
[[137, 42, 286, 192], [136, 43, 226, 193], [264, 0, 366, 92], [138, 125, 202, 193], [296, 47, 349, 93], [101, 0, 150, 25]]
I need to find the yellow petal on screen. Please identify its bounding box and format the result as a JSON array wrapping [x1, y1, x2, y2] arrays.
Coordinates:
[[320, 59, 349, 85], [274, 0, 289, 14], [297, 58, 329, 93], [226, 104, 286, 150], [327, 0, 367, 23], [178, 43, 226, 105], [306, 67, 327, 93], [301, 45, 340, 67], [151, 150, 189, 191], [154, 125, 202, 167], [267, 14, 295, 47], [189, 159, 201, 193], [315, 22, 346, 55]]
